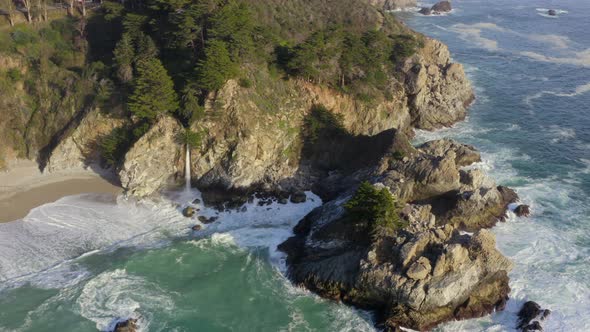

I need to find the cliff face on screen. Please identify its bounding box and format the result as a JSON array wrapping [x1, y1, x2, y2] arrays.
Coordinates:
[[119, 117, 183, 197], [45, 109, 124, 173]]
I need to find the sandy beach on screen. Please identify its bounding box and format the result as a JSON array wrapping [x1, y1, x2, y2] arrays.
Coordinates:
[[0, 160, 122, 223]]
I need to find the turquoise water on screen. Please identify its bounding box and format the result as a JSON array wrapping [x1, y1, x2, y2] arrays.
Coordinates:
[[1, 1, 590, 331]]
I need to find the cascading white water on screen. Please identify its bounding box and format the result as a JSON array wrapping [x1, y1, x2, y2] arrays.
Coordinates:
[[185, 144, 191, 189]]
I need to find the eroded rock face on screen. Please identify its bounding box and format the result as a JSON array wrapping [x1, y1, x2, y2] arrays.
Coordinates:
[[403, 38, 474, 130], [119, 117, 183, 197], [45, 109, 124, 173], [112, 319, 138, 332]]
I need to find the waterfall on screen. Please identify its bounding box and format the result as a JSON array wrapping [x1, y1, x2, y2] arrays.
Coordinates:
[[185, 144, 191, 189]]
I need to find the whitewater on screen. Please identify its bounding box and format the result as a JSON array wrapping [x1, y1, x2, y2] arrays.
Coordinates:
[[1, 0, 590, 331]]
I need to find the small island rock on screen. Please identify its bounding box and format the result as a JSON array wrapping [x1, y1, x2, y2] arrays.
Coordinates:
[[514, 205, 531, 217], [182, 207, 196, 217]]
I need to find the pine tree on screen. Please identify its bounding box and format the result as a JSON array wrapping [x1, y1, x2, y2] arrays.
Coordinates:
[[128, 58, 179, 121], [113, 33, 135, 83], [197, 40, 238, 91]]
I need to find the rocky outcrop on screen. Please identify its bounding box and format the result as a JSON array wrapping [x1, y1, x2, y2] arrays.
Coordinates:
[[119, 117, 183, 197], [111, 319, 138, 332], [368, 0, 417, 10], [420, 1, 453, 15], [280, 189, 512, 330], [517, 301, 551, 331], [279, 138, 516, 331], [45, 109, 124, 173], [403, 38, 474, 130], [431, 1, 452, 13]]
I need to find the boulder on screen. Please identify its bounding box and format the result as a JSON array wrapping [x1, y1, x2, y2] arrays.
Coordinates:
[[191, 224, 202, 231], [517, 301, 551, 331], [406, 256, 431, 280], [431, 1, 452, 13], [198, 216, 219, 224], [112, 319, 137, 332], [419, 139, 481, 167], [514, 205, 531, 217], [290, 191, 307, 204], [547, 9, 557, 16], [183, 207, 196, 218]]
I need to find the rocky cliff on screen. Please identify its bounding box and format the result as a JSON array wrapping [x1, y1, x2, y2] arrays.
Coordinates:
[[107, 36, 472, 197]]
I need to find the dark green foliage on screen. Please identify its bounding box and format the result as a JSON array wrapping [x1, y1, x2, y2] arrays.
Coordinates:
[[6, 68, 22, 82], [128, 58, 179, 121], [99, 127, 131, 167], [238, 77, 252, 88], [102, 1, 125, 21], [303, 104, 346, 143], [197, 40, 239, 91], [391, 35, 421, 64], [345, 181, 405, 239], [176, 128, 202, 148], [209, 0, 255, 60]]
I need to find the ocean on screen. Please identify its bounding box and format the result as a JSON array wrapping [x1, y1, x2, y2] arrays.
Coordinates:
[[1, 0, 589, 331]]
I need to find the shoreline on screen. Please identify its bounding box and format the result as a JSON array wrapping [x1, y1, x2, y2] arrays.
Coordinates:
[[0, 160, 122, 223]]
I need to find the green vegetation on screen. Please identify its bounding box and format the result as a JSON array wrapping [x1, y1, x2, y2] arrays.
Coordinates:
[[303, 104, 346, 143], [345, 181, 405, 238], [0, 0, 423, 167], [99, 127, 131, 167], [128, 58, 179, 121], [176, 128, 202, 148]]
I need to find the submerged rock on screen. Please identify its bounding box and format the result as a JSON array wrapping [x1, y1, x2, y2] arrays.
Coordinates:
[[191, 224, 202, 231], [517, 301, 551, 331], [514, 205, 531, 217], [547, 9, 557, 16], [112, 319, 137, 332], [183, 207, 196, 218]]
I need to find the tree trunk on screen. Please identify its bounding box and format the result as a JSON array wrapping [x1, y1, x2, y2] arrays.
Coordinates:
[[23, 0, 32, 23], [43, 0, 48, 21], [68, 0, 74, 16], [81, 0, 86, 17]]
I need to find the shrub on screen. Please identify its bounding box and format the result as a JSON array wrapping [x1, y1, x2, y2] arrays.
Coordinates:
[[176, 128, 202, 148], [238, 77, 253, 88], [7, 68, 22, 82], [344, 181, 405, 239]]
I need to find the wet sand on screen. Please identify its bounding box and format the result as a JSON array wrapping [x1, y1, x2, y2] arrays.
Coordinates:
[[0, 160, 122, 222]]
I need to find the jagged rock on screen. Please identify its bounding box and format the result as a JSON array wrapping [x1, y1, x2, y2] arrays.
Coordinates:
[[514, 205, 531, 217], [290, 191, 307, 203], [419, 7, 432, 15], [112, 319, 137, 332], [406, 256, 431, 280], [517, 301, 551, 331], [547, 9, 557, 16], [119, 117, 183, 197], [192, 198, 201, 204], [403, 38, 474, 130], [419, 139, 481, 167], [281, 187, 514, 331], [431, 1, 452, 13], [183, 207, 196, 218]]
